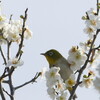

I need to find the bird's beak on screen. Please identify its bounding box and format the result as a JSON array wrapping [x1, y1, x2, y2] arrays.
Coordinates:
[[40, 53, 46, 56]]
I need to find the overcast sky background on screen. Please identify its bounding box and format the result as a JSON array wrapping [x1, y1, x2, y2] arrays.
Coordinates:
[[0, 0, 100, 100]]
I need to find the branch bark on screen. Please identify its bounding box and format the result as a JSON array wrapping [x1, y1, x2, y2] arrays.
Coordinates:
[[0, 46, 7, 65], [0, 83, 5, 100], [68, 1, 100, 99], [15, 72, 41, 90], [16, 8, 28, 59], [68, 30, 99, 100], [7, 67, 15, 100]]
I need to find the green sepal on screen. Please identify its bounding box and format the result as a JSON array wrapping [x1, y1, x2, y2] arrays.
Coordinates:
[[20, 15, 25, 19], [83, 75, 88, 78], [20, 50, 23, 55]]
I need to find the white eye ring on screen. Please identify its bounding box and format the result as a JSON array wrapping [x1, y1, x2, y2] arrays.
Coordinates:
[[49, 52, 53, 56]]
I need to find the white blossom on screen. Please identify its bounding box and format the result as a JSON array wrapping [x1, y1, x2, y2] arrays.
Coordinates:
[[96, 64, 100, 76], [68, 46, 87, 71], [85, 15, 100, 29], [68, 46, 86, 63], [24, 26, 32, 39], [94, 77, 100, 93], [88, 50, 100, 68], [3, 22, 21, 42], [87, 8, 96, 17], [68, 60, 81, 71], [65, 74, 76, 87], [80, 76, 93, 88], [79, 42, 89, 51], [56, 91, 68, 100], [95, 50, 100, 59], [45, 67, 61, 87], [89, 59, 98, 68], [83, 26, 96, 39], [0, 15, 6, 27], [47, 87, 56, 100], [40, 67, 48, 79], [45, 67, 68, 100], [55, 79, 66, 92], [2, 19, 32, 42], [6, 57, 24, 68], [79, 40, 92, 51]]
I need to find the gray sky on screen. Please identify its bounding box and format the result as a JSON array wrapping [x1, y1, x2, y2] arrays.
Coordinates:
[[0, 0, 100, 100]]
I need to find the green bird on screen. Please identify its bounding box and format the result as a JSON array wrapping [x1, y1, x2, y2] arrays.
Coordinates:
[[41, 49, 73, 81], [41, 49, 77, 99]]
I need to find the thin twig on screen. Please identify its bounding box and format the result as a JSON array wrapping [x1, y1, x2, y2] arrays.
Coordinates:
[[0, 68, 7, 82], [6, 67, 15, 100], [0, 46, 7, 65], [89, 49, 95, 62], [6, 8, 28, 100], [9, 15, 13, 24], [16, 8, 28, 59], [7, 41, 12, 60], [97, 0, 99, 15], [3, 88, 12, 98], [93, 45, 100, 50], [15, 72, 41, 90], [0, 83, 5, 100], [0, 67, 15, 82]]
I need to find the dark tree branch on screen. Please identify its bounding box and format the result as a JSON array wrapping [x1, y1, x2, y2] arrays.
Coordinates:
[[16, 8, 28, 59], [0, 46, 7, 65], [7, 41, 12, 60], [0, 83, 5, 100], [0, 67, 15, 82], [97, 0, 99, 15], [89, 49, 95, 62], [9, 15, 13, 24], [68, 30, 100, 100], [6, 67, 15, 100], [68, 1, 100, 99], [0, 68, 7, 82], [93, 45, 100, 50], [5, 8, 28, 100], [15, 72, 41, 90], [2, 80, 9, 84], [3, 88, 12, 98]]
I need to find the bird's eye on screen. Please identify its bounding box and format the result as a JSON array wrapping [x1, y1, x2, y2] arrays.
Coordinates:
[[48, 52, 53, 56]]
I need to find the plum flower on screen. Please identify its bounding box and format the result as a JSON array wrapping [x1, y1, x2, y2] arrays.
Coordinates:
[[6, 57, 24, 68], [94, 77, 100, 93], [45, 67, 61, 87], [68, 46, 87, 71]]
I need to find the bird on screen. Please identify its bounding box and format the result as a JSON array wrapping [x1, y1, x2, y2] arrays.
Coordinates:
[[41, 49, 77, 99], [41, 49, 73, 82]]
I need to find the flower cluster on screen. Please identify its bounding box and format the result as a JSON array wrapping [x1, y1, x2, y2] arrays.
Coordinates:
[[0, 6, 34, 100], [45, 67, 68, 100], [44, 67, 76, 100], [0, 15, 32, 44], [0, 9, 32, 68], [80, 8, 100, 92], [67, 46, 87, 71], [80, 73, 95, 88], [83, 8, 100, 39]]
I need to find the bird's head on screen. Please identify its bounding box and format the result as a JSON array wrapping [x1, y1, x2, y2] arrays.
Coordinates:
[[41, 49, 63, 66]]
